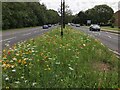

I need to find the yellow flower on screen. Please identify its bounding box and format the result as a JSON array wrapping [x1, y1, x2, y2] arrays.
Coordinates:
[[3, 49, 6, 53], [18, 60, 21, 63], [3, 55, 7, 59], [6, 86, 9, 89], [22, 60, 27, 65], [44, 56, 48, 59], [48, 68, 51, 71], [29, 50, 32, 54], [60, 44, 62, 47], [4, 64, 11, 68], [26, 52, 29, 54], [40, 52, 44, 56]]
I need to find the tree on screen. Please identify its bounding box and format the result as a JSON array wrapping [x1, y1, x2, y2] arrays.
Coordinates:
[[2, 2, 60, 30], [77, 11, 87, 25], [47, 9, 59, 24], [85, 4, 114, 24], [58, 4, 73, 24], [72, 15, 79, 24]]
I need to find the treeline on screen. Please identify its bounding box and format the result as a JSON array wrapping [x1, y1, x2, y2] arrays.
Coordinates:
[[72, 4, 114, 26], [2, 2, 60, 30]]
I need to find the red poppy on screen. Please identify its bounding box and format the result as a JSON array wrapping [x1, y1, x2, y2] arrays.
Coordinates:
[[8, 51, 11, 55]]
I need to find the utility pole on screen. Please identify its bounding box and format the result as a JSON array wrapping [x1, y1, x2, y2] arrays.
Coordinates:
[[61, 0, 63, 38], [63, 0, 65, 28]]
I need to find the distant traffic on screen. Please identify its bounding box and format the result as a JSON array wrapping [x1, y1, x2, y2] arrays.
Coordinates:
[[69, 23, 101, 31]]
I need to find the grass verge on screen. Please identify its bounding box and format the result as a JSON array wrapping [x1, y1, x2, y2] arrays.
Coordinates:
[[2, 26, 119, 88], [101, 26, 120, 31]]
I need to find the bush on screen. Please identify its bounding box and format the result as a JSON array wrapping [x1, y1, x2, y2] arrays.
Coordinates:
[[111, 24, 114, 28]]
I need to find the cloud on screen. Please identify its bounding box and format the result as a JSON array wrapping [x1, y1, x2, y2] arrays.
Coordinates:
[[40, 0, 120, 14]]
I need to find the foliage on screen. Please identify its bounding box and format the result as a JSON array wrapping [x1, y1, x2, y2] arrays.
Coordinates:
[[2, 26, 118, 88], [86, 4, 114, 24], [47, 9, 59, 24], [2, 2, 59, 30], [72, 4, 114, 25], [58, 4, 74, 24], [72, 11, 87, 25]]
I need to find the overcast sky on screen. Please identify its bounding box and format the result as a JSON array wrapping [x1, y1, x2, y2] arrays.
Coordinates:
[[39, 0, 120, 15]]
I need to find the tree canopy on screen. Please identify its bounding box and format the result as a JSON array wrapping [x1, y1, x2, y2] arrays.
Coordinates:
[[58, 4, 74, 24], [72, 4, 114, 25], [2, 2, 60, 30]]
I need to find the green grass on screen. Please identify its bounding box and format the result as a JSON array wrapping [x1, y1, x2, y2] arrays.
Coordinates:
[[101, 26, 120, 31], [2, 26, 119, 88]]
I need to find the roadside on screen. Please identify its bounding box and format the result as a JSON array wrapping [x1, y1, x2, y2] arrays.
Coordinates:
[[101, 29, 120, 34], [82, 26, 120, 34], [101, 26, 120, 31]]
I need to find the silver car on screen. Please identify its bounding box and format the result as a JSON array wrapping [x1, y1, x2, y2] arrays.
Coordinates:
[[89, 24, 100, 31]]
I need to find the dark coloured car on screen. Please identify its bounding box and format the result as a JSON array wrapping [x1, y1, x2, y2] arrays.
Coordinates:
[[43, 25, 49, 29], [89, 24, 100, 31]]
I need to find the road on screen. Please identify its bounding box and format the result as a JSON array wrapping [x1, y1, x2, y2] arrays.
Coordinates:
[[72, 26, 120, 56], [0, 26, 57, 51], [0, 25, 119, 57]]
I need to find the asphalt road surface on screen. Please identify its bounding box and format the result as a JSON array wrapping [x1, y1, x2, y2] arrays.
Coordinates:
[[72, 26, 120, 56], [0, 26, 57, 52]]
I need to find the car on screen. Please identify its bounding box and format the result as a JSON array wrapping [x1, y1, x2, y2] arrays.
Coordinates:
[[48, 24, 52, 27], [76, 24, 80, 27], [68, 23, 71, 25], [89, 24, 100, 31], [42, 25, 49, 29], [71, 23, 75, 26]]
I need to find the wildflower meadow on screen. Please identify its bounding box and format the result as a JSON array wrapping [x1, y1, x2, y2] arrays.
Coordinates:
[[2, 26, 119, 88]]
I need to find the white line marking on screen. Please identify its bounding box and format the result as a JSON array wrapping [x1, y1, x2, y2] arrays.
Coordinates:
[[109, 32, 118, 36], [109, 49, 120, 58], [36, 31, 39, 32], [23, 33, 31, 36], [0, 37, 16, 42], [108, 36, 111, 38]]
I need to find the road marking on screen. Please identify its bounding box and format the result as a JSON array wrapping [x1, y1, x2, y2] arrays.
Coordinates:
[[109, 49, 120, 58], [23, 33, 31, 36], [36, 31, 39, 33], [0, 37, 16, 42], [108, 36, 111, 38], [108, 32, 119, 36]]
